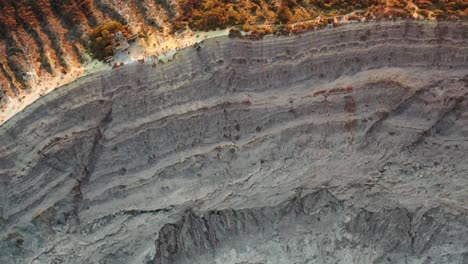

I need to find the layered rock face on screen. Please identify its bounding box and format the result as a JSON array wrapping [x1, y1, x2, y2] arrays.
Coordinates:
[[0, 21, 467, 263]]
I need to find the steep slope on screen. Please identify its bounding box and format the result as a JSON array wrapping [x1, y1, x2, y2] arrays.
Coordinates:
[[0, 21, 467, 263], [0, 0, 466, 116]]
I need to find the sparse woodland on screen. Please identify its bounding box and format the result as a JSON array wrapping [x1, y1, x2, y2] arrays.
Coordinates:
[[173, 0, 467, 32]]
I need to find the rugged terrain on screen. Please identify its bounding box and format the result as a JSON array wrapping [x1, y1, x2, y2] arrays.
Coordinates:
[[0, 21, 468, 263]]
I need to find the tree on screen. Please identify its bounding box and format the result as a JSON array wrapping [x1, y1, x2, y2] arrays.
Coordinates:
[[104, 46, 113, 56], [88, 21, 131, 60], [277, 4, 292, 24], [228, 28, 242, 38]]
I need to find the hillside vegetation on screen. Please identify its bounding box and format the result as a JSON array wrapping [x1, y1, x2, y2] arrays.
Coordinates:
[[174, 0, 466, 31]]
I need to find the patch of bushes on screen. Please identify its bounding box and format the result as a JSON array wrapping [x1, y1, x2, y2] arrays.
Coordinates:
[[88, 21, 132, 60], [173, 0, 467, 33]]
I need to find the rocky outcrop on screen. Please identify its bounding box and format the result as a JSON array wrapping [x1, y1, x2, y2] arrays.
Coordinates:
[[154, 190, 468, 264], [0, 21, 467, 263]]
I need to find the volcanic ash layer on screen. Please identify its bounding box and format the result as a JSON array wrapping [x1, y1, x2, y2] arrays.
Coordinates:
[[0, 21, 467, 264]]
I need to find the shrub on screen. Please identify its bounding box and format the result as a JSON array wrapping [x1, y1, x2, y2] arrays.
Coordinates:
[[88, 21, 131, 60], [228, 28, 242, 38]]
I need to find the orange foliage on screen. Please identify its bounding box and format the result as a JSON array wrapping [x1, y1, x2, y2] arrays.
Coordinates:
[[173, 0, 466, 32]]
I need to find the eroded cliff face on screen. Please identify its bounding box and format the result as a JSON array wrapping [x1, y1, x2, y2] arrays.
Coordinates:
[[1, 0, 467, 112], [0, 21, 467, 264]]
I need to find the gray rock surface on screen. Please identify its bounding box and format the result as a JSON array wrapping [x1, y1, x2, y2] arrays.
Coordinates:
[[0, 21, 467, 264]]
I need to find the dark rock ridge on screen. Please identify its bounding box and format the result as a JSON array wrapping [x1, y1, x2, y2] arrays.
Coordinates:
[[0, 21, 467, 263], [154, 190, 467, 264]]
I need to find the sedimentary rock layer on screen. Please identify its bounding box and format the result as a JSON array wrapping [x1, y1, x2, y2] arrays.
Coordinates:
[[0, 21, 467, 263]]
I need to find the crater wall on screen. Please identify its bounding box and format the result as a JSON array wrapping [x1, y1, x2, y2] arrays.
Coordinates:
[[0, 21, 467, 264]]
